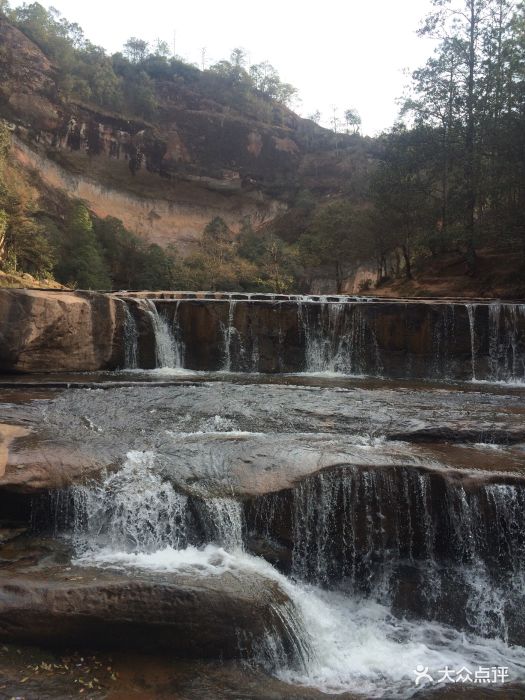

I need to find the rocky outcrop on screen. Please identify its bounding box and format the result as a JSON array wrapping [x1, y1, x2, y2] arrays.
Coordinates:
[[0, 19, 59, 131], [2, 379, 525, 495], [0, 17, 343, 250], [12, 137, 285, 253], [0, 556, 295, 657], [0, 289, 125, 372]]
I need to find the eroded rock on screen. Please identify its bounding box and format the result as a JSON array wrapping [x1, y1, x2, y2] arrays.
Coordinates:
[[0, 554, 295, 658], [0, 289, 125, 372]]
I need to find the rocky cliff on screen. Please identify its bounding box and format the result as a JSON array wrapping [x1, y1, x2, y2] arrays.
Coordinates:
[[0, 17, 350, 251]]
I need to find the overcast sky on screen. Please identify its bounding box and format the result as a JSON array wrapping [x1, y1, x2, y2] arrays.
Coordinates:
[[12, 0, 437, 135]]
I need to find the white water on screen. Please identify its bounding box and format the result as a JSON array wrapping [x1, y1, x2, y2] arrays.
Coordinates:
[[144, 299, 181, 369], [122, 302, 138, 369], [65, 451, 525, 698], [76, 541, 525, 698], [71, 451, 189, 552]]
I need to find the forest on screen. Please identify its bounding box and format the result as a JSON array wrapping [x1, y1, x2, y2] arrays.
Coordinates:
[[0, 0, 524, 293]]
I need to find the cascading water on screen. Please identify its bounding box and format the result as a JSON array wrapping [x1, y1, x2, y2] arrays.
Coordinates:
[[466, 303, 477, 380], [44, 451, 315, 677], [252, 466, 525, 646], [143, 299, 181, 369], [30, 438, 525, 697], [122, 302, 138, 369], [220, 299, 260, 372], [116, 294, 525, 381], [486, 302, 525, 382], [221, 299, 238, 372], [302, 302, 383, 375], [70, 451, 189, 553]]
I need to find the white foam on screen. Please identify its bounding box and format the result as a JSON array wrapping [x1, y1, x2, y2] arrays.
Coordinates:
[[75, 543, 525, 698], [119, 367, 199, 376], [279, 586, 525, 697], [75, 543, 237, 575]]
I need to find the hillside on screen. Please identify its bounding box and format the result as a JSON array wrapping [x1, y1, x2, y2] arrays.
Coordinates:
[[0, 1, 523, 298], [0, 15, 365, 251]]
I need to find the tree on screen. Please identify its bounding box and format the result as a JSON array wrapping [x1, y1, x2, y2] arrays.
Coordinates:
[[258, 235, 298, 293], [55, 205, 111, 289], [248, 61, 298, 105], [308, 111, 321, 124], [344, 108, 361, 133], [418, 0, 492, 272], [404, 0, 525, 272], [123, 37, 149, 63], [298, 201, 363, 293], [371, 127, 436, 280], [230, 47, 247, 69], [153, 39, 170, 58], [201, 217, 234, 263]]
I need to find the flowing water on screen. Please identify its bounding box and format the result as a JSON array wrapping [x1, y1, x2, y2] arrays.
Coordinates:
[[119, 296, 525, 383], [142, 299, 181, 368], [4, 293, 525, 697], [40, 447, 525, 698]]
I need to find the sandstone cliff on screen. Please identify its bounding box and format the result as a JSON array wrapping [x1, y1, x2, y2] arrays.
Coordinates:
[[0, 17, 351, 251]]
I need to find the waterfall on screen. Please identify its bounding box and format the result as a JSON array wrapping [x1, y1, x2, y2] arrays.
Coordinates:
[[220, 299, 259, 372], [115, 296, 525, 380], [42, 452, 313, 675], [35, 455, 525, 696], [122, 302, 138, 369], [253, 466, 525, 644], [70, 451, 189, 552], [143, 299, 180, 369], [221, 299, 238, 372], [487, 302, 525, 383], [197, 497, 244, 550], [431, 304, 456, 379], [466, 303, 477, 380], [302, 302, 382, 375]]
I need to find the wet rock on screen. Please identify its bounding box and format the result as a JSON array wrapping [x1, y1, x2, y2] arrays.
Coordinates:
[[2, 380, 525, 494], [1, 441, 116, 493], [0, 562, 295, 658]]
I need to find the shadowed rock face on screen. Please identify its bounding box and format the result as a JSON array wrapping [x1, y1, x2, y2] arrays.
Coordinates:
[[0, 547, 294, 658], [0, 290, 125, 373]]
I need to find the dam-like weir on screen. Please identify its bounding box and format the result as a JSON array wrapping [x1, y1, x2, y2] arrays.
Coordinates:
[[1, 290, 525, 698]]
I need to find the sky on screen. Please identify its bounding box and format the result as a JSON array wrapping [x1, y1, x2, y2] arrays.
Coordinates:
[[12, 0, 438, 135]]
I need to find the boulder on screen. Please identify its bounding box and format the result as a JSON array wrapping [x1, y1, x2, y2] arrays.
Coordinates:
[[0, 289, 125, 372], [0, 559, 297, 658]]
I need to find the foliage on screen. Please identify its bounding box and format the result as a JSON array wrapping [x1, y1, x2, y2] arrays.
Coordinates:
[[298, 201, 372, 292], [5, 5, 297, 122], [53, 204, 110, 289], [400, 0, 525, 271]]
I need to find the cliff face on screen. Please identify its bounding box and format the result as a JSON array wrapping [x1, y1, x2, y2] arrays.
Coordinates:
[[0, 17, 342, 250]]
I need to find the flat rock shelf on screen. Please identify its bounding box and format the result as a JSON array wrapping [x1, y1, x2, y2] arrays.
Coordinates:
[[0, 290, 525, 699]]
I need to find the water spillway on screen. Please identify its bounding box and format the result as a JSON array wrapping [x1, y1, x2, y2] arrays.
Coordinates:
[[0, 289, 524, 381], [119, 293, 525, 381], [1, 290, 525, 697]]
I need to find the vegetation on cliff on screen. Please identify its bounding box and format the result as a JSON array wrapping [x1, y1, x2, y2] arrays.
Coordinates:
[[2, 2, 297, 122], [0, 0, 523, 294]]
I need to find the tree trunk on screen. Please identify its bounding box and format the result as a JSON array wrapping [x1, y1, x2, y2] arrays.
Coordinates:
[[464, 0, 478, 275], [335, 261, 344, 294], [402, 243, 412, 281]]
